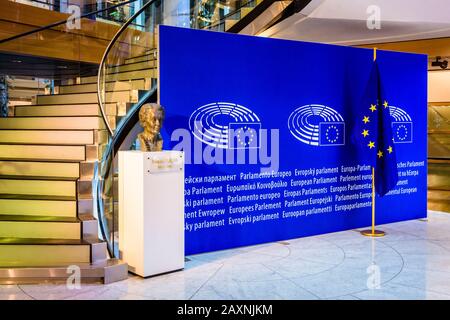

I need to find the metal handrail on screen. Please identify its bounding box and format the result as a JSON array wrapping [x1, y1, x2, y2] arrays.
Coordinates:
[[95, 87, 156, 257], [96, 0, 158, 136], [0, 0, 139, 44]]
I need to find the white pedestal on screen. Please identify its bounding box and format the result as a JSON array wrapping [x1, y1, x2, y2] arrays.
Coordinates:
[[118, 150, 185, 277]]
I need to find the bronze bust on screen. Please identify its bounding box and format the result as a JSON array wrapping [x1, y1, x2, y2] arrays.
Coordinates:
[[137, 103, 165, 152]]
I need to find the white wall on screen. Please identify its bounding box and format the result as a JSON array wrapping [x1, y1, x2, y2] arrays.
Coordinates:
[[304, 0, 450, 23], [429, 71, 450, 103]]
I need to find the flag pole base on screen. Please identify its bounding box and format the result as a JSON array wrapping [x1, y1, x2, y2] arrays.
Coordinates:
[[360, 229, 386, 237]]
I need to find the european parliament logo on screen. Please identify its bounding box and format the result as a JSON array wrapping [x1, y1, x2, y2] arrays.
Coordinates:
[[288, 104, 346, 147], [189, 102, 261, 149], [228, 123, 261, 149], [389, 106, 413, 144], [319, 122, 345, 146]]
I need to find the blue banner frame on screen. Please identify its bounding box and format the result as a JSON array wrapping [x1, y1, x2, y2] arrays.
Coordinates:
[[158, 25, 428, 255]]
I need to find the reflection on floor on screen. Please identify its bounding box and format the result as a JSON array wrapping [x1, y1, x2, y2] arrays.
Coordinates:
[[1, 210, 450, 300]]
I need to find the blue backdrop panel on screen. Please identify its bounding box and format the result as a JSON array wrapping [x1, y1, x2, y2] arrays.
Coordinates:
[[158, 25, 428, 255]]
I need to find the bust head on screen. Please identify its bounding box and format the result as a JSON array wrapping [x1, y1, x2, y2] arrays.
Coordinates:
[[139, 103, 165, 137]]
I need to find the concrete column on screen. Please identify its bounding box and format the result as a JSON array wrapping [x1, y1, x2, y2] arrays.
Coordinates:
[[0, 75, 8, 118]]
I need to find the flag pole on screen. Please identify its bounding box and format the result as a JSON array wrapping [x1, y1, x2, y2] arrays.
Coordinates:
[[361, 48, 386, 237]]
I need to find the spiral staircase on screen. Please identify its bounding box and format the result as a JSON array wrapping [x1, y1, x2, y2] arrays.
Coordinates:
[[0, 49, 158, 283], [0, 0, 311, 283]]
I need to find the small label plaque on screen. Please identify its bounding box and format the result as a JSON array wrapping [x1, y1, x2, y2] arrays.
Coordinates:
[[144, 151, 183, 174]]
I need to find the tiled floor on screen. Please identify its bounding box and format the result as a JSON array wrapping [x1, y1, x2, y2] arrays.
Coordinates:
[[2, 210, 450, 300]]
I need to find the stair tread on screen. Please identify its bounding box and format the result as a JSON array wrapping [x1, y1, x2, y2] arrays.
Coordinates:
[[108, 60, 155, 68], [0, 175, 78, 181], [0, 214, 80, 223], [1, 116, 101, 119], [0, 158, 81, 163], [106, 67, 156, 75], [35, 90, 134, 98], [16, 103, 109, 107], [0, 237, 92, 245], [0, 129, 95, 133], [125, 52, 155, 60], [0, 258, 124, 270], [0, 194, 76, 201], [59, 79, 147, 88]]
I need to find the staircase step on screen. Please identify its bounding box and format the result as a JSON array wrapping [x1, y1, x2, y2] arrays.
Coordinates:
[[0, 117, 105, 130], [81, 70, 155, 84], [225, 19, 239, 30], [57, 79, 147, 94], [0, 194, 75, 201], [36, 91, 137, 105], [0, 130, 95, 145], [106, 60, 157, 74], [0, 237, 91, 267], [0, 161, 79, 179], [0, 215, 78, 222], [240, 7, 253, 17], [80, 161, 96, 179], [0, 258, 128, 284], [0, 197, 76, 217], [0, 215, 81, 239], [0, 178, 77, 198], [125, 53, 156, 64], [0, 175, 78, 181], [0, 144, 86, 161], [78, 199, 93, 215], [15, 104, 116, 117], [79, 214, 98, 238], [105, 69, 156, 81], [78, 178, 93, 200]]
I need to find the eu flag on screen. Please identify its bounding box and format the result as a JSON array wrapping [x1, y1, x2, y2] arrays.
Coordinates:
[[353, 61, 398, 196]]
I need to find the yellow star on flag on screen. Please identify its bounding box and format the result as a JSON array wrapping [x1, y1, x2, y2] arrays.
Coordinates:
[[383, 101, 389, 108], [387, 146, 393, 154], [363, 116, 370, 124], [369, 104, 377, 112], [377, 150, 383, 158], [368, 141, 375, 149], [362, 129, 369, 137]]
